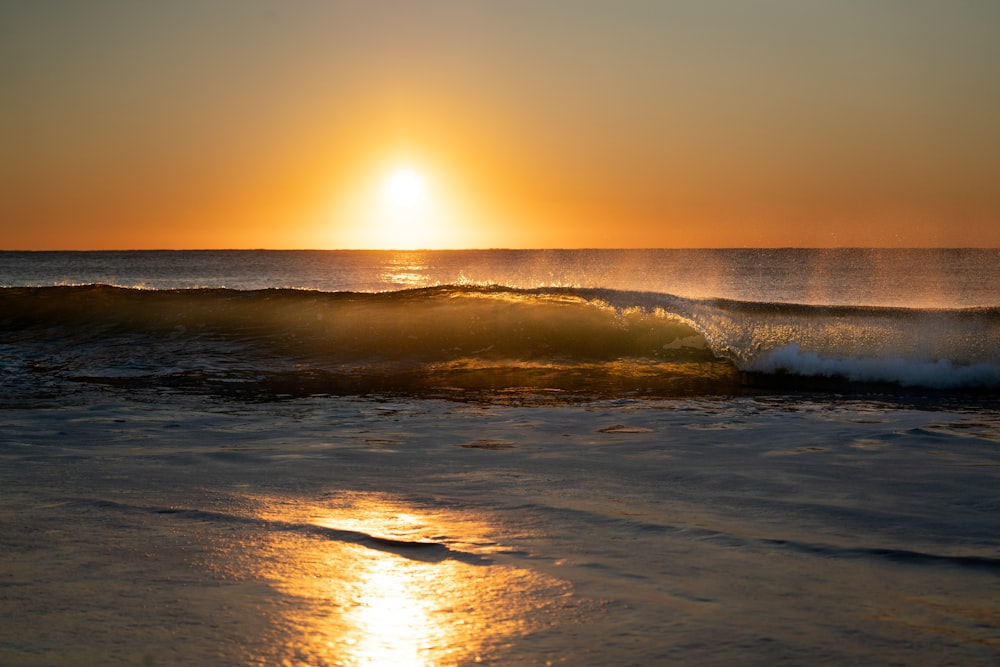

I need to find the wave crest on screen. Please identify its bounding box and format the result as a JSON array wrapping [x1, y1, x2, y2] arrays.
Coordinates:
[[2, 284, 998, 397]]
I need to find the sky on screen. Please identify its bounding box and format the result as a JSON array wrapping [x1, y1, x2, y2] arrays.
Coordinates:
[[2, 1, 999, 249]]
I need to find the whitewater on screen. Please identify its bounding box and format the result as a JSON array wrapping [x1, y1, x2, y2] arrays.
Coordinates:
[[1, 249, 999, 666]]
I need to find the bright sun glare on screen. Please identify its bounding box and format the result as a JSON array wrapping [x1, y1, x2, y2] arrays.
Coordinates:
[[365, 163, 446, 249], [382, 167, 426, 208], [328, 158, 483, 250]]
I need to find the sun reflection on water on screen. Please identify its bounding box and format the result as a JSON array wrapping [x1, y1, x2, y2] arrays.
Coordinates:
[[378, 252, 432, 289], [242, 492, 570, 666]]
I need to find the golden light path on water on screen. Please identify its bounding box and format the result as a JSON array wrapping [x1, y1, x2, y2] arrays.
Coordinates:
[[235, 492, 572, 666], [379, 253, 431, 288]]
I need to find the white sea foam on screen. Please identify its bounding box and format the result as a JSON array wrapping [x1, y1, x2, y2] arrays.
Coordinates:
[[751, 343, 1000, 388]]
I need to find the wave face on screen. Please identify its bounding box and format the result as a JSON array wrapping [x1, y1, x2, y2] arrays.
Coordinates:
[[2, 284, 998, 401]]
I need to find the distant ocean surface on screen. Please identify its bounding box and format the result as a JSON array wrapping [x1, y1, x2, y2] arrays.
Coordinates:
[[2, 249, 999, 666]]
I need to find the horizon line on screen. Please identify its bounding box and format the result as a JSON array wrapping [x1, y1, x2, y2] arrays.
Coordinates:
[[2, 246, 999, 253]]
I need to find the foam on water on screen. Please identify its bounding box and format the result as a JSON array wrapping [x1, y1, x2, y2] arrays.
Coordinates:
[[750, 343, 1000, 389]]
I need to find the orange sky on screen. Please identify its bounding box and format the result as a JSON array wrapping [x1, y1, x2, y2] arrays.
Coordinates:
[[2, 2, 999, 249]]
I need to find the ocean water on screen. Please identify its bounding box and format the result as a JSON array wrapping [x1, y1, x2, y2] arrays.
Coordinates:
[[1, 249, 998, 666]]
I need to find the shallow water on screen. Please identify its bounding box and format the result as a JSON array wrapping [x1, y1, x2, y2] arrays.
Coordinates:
[[1, 389, 998, 666]]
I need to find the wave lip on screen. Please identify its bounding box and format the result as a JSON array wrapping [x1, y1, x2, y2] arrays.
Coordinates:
[[665, 295, 1000, 391]]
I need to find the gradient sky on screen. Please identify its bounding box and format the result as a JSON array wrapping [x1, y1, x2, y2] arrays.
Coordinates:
[[3, 1, 999, 249]]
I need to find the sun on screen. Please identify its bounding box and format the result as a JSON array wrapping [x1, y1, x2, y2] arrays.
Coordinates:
[[323, 155, 490, 250], [373, 165, 437, 248], [360, 161, 468, 249], [382, 167, 427, 208]]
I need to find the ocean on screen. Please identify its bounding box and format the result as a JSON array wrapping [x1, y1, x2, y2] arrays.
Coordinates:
[[1, 249, 998, 666]]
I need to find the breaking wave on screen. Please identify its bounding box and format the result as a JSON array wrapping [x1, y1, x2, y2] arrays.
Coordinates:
[[2, 284, 998, 401]]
